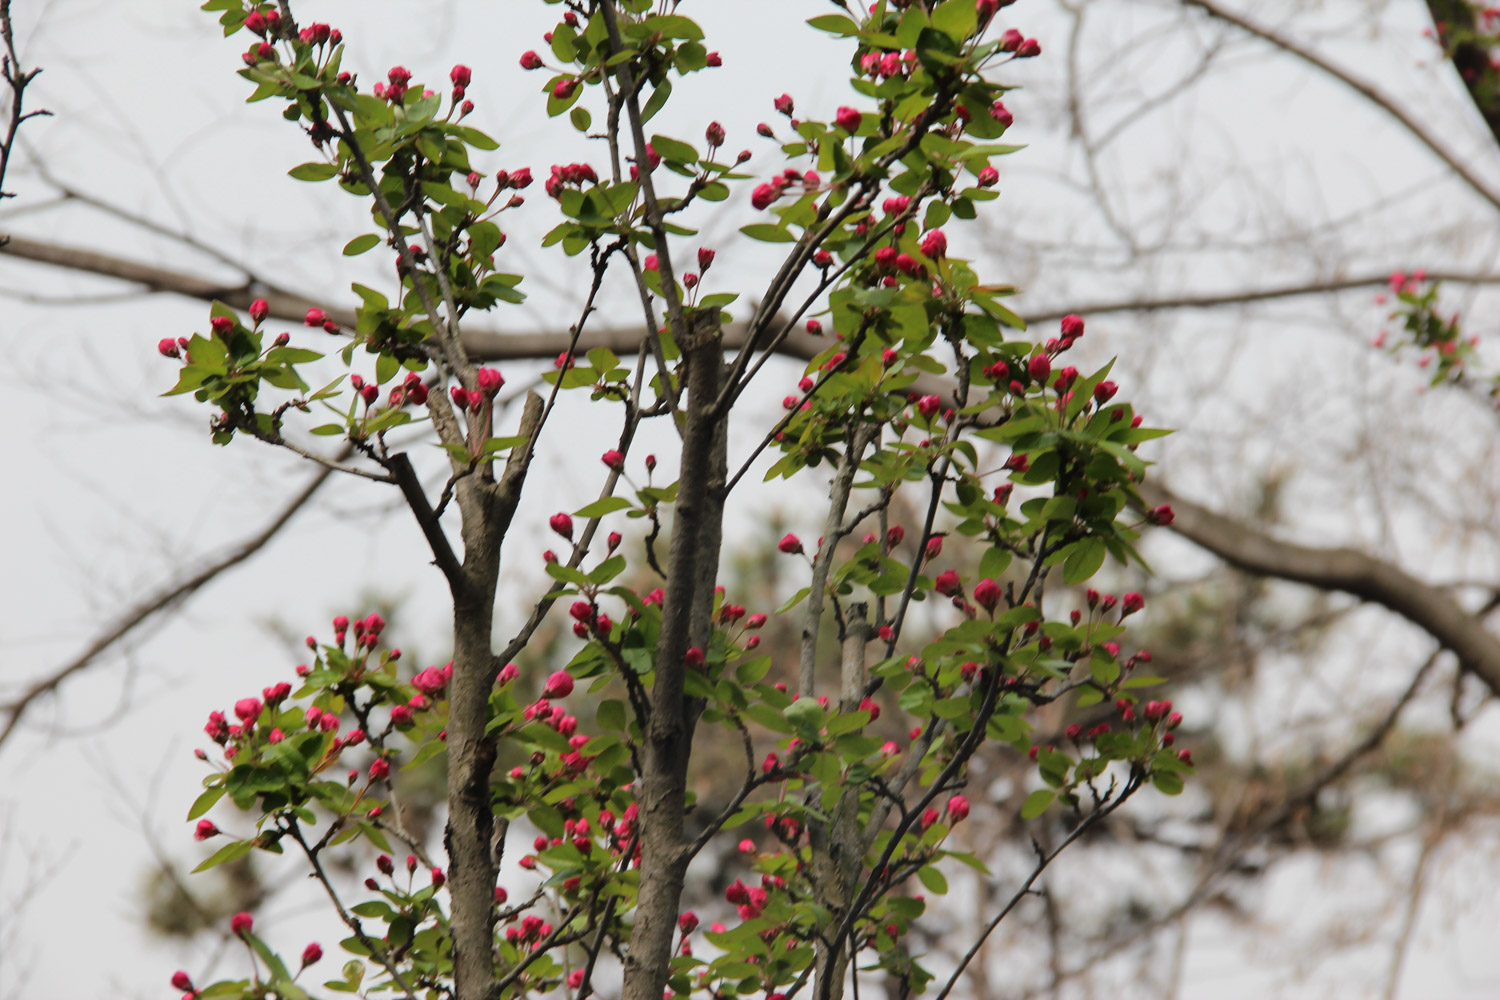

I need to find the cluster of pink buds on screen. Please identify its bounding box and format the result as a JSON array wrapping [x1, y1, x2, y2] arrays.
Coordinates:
[[750, 166, 819, 210], [504, 914, 555, 949], [375, 66, 412, 103], [297, 22, 337, 45], [241, 8, 281, 36], [1000, 29, 1041, 57], [859, 49, 917, 79], [303, 307, 339, 333], [568, 599, 614, 639], [544, 161, 599, 198], [387, 372, 430, 408]]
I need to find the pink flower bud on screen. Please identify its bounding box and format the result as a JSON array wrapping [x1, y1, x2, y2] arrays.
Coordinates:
[[544, 670, 574, 699], [698, 247, 716, 271], [834, 106, 862, 132], [451, 64, 472, 88], [773, 93, 794, 116], [248, 298, 269, 325], [171, 971, 194, 992], [1017, 37, 1041, 57], [1027, 354, 1051, 382], [778, 533, 804, 555], [920, 230, 947, 258], [1001, 28, 1023, 51], [368, 757, 390, 782], [158, 338, 181, 358], [233, 698, 261, 722], [977, 165, 999, 187], [549, 512, 574, 539], [304, 308, 326, 327], [301, 942, 323, 966], [476, 367, 505, 395], [751, 183, 777, 210], [946, 794, 970, 822], [1121, 592, 1145, 615], [194, 819, 219, 841], [925, 536, 943, 561], [934, 570, 962, 597], [230, 912, 254, 937], [705, 121, 725, 146], [972, 578, 1001, 611]]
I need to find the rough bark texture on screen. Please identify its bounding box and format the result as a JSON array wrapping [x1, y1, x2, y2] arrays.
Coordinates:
[[621, 311, 725, 1000], [809, 603, 871, 1000], [447, 481, 503, 1000], [447, 394, 543, 1000]]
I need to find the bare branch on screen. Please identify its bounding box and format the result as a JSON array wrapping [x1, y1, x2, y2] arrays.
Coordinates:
[[0, 457, 339, 751], [1142, 482, 1500, 696]]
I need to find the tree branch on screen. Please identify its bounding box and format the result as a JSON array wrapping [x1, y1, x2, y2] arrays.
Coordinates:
[[1142, 481, 1500, 696], [0, 457, 338, 751]]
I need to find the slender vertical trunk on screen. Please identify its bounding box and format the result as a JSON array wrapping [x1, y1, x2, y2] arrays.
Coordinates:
[[447, 478, 503, 1000], [621, 312, 725, 1000], [810, 604, 871, 1000]]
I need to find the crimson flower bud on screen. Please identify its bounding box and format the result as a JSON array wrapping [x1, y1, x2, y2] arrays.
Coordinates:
[[431, 867, 446, 888], [273, 332, 290, 347], [476, 366, 504, 395], [607, 531, 622, 553], [369, 757, 390, 781], [773, 93, 794, 116], [543, 670, 574, 699], [946, 794, 970, 822], [698, 247, 716, 271], [1017, 37, 1041, 57], [920, 229, 947, 258], [171, 971, 194, 992], [158, 338, 181, 359], [230, 912, 254, 937], [1121, 592, 1145, 615], [194, 819, 219, 841], [705, 121, 725, 146], [1093, 380, 1118, 404], [304, 308, 326, 327], [1001, 28, 1023, 51], [917, 394, 940, 419], [1027, 354, 1051, 382], [925, 536, 943, 561], [549, 512, 574, 539], [778, 533, 804, 555], [834, 106, 862, 132], [973, 578, 1001, 611], [300, 942, 322, 967], [1147, 504, 1175, 526], [451, 64, 472, 87], [751, 183, 777, 210]]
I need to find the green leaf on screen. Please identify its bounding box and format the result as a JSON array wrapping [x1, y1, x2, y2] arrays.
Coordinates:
[[1152, 771, 1184, 795], [740, 223, 795, 243], [288, 162, 338, 181], [575, 496, 632, 518], [342, 233, 380, 256], [1021, 789, 1055, 819], [192, 839, 253, 873], [649, 134, 698, 164], [641, 14, 703, 39], [916, 865, 948, 894], [1061, 538, 1107, 585], [187, 785, 226, 821], [807, 13, 859, 35]]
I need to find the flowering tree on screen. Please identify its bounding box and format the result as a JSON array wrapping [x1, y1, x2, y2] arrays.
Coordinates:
[[159, 2, 1185, 999]]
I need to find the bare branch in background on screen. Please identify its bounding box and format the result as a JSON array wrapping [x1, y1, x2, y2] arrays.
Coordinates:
[[0, 457, 340, 752]]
